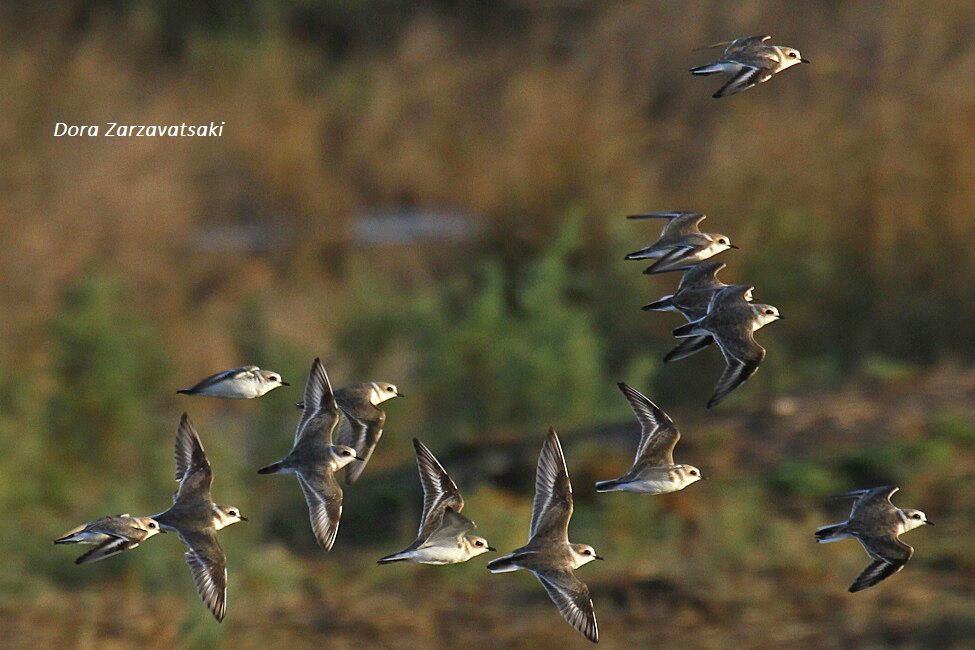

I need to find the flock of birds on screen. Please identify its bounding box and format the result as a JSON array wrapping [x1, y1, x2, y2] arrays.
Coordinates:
[[54, 35, 933, 644]]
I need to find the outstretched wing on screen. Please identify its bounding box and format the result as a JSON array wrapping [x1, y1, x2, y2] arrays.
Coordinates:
[[74, 536, 135, 565], [707, 326, 766, 408], [849, 486, 900, 519], [295, 358, 340, 446], [713, 65, 773, 98], [173, 413, 214, 505], [528, 428, 573, 543], [534, 569, 599, 644], [420, 508, 476, 549], [178, 530, 228, 622], [664, 334, 714, 363], [180, 366, 258, 393], [336, 409, 385, 485], [616, 383, 681, 467], [413, 438, 464, 539], [675, 260, 726, 294], [849, 535, 913, 592], [296, 470, 344, 551]]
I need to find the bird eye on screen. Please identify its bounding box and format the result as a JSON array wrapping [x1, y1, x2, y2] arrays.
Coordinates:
[[912, 514, 921, 519], [271, 376, 279, 382], [690, 469, 698, 476], [765, 309, 774, 315], [387, 386, 395, 392], [789, 52, 797, 58], [148, 522, 156, 528], [229, 510, 236, 516], [475, 540, 483, 546], [343, 450, 351, 456], [584, 549, 591, 555]]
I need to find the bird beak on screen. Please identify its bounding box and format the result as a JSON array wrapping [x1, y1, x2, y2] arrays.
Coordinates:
[[700, 476, 708, 480], [487, 546, 497, 552], [396, 392, 405, 398], [777, 315, 786, 320], [239, 516, 249, 522], [926, 520, 934, 526], [729, 244, 740, 249], [594, 555, 605, 561], [801, 58, 811, 64], [281, 381, 290, 387], [354, 455, 366, 461]]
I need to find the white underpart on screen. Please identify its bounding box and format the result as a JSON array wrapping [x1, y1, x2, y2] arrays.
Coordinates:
[[570, 548, 598, 570]]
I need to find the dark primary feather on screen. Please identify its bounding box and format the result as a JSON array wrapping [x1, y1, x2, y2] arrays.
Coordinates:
[[849, 536, 913, 592], [294, 358, 339, 445], [172, 414, 214, 506], [616, 383, 681, 467], [529, 428, 574, 544], [178, 366, 257, 393], [664, 335, 714, 363], [713, 66, 772, 98], [535, 570, 599, 644], [334, 406, 385, 485], [296, 470, 344, 551], [413, 438, 464, 539], [179, 530, 228, 622]]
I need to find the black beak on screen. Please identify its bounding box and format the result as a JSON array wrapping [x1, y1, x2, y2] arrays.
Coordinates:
[[700, 476, 708, 480], [801, 58, 811, 64], [594, 555, 605, 561], [239, 516, 249, 522], [396, 392, 405, 398], [926, 520, 934, 526], [354, 455, 366, 461], [280, 381, 290, 387], [777, 315, 786, 320], [487, 546, 498, 552], [729, 244, 740, 249]]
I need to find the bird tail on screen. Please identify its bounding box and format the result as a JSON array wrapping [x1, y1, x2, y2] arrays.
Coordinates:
[[486, 554, 522, 573], [815, 522, 848, 543], [377, 551, 411, 565], [257, 460, 288, 475], [690, 63, 725, 75], [595, 479, 623, 493], [642, 295, 675, 312], [673, 318, 706, 338], [54, 533, 81, 544]]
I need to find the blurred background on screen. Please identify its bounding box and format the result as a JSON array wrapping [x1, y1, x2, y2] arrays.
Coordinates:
[[2, 1, 974, 647]]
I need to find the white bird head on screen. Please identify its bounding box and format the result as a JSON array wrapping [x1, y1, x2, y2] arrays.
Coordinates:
[[257, 369, 289, 392], [706, 233, 737, 254], [369, 382, 403, 405], [751, 303, 783, 329], [679, 465, 705, 487], [212, 505, 247, 530], [900, 508, 933, 532], [464, 534, 496, 558], [135, 516, 163, 539], [569, 543, 604, 569], [329, 444, 363, 468], [776, 46, 809, 70]]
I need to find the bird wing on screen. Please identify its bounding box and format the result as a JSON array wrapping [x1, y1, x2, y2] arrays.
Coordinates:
[[183, 366, 257, 392], [335, 408, 385, 485], [412, 438, 464, 539], [533, 569, 599, 644], [642, 245, 701, 274], [419, 508, 476, 549], [73, 536, 135, 565], [696, 34, 770, 51], [296, 469, 344, 551], [173, 413, 214, 505], [849, 486, 900, 520], [706, 284, 755, 315], [664, 334, 714, 363], [712, 65, 773, 98], [849, 535, 914, 592], [294, 358, 340, 446], [178, 530, 228, 622], [528, 428, 573, 543], [616, 383, 680, 467], [707, 316, 766, 407], [676, 260, 726, 294]]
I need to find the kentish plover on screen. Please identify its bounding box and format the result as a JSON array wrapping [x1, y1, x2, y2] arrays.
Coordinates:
[[625, 212, 736, 274], [690, 34, 808, 98], [177, 366, 288, 399]]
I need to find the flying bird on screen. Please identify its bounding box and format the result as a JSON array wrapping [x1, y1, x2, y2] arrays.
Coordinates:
[[595, 383, 703, 494], [816, 486, 932, 592], [690, 34, 809, 98], [54, 514, 162, 565], [153, 414, 247, 622], [673, 284, 781, 407], [259, 358, 362, 551], [487, 428, 602, 644], [625, 212, 736, 274], [378, 439, 494, 565], [177, 365, 288, 399]]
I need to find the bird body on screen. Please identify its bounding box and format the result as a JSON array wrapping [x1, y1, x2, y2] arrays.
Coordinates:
[[625, 212, 735, 274], [54, 514, 162, 565], [690, 34, 808, 98], [177, 366, 287, 399], [816, 486, 931, 592]]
